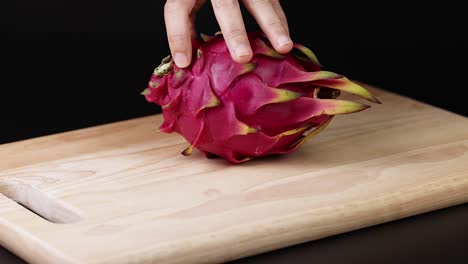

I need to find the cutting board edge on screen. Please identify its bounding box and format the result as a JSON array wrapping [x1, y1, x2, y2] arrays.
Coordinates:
[[5, 84, 463, 150], [0, 215, 78, 264], [4, 174, 468, 264], [86, 174, 468, 264], [0, 114, 157, 149], [2, 84, 466, 151], [355, 82, 467, 119]]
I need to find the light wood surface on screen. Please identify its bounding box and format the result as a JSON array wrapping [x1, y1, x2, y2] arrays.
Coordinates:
[[1, 85, 468, 264]]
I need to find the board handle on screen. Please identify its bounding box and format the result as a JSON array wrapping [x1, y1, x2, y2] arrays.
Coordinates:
[[0, 179, 82, 224]]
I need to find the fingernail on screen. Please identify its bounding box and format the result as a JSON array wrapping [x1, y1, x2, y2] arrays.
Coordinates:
[[277, 35, 293, 48], [174, 53, 189, 68], [235, 44, 252, 58]]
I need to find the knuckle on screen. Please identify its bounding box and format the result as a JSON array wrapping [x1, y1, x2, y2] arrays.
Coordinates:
[[213, 0, 236, 9], [267, 19, 283, 28], [224, 27, 245, 40], [164, 0, 188, 15], [249, 0, 270, 7], [164, 2, 179, 15], [168, 33, 187, 46]]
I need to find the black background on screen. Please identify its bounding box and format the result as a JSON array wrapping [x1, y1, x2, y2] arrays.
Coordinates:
[[2, 1, 466, 144], [1, 1, 467, 263]]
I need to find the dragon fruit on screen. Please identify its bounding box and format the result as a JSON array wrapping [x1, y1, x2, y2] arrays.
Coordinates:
[[142, 32, 380, 164]]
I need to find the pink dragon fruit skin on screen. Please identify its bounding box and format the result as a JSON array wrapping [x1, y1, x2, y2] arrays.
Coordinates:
[[143, 32, 380, 164]]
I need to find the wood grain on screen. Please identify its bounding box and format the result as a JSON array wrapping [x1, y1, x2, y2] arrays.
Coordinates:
[[1, 85, 468, 264]]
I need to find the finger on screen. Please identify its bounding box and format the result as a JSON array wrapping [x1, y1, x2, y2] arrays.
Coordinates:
[[164, 0, 194, 68], [243, 0, 292, 54], [272, 0, 289, 34], [211, 0, 253, 63]]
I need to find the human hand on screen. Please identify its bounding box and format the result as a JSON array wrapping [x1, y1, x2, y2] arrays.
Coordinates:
[[164, 0, 293, 68]]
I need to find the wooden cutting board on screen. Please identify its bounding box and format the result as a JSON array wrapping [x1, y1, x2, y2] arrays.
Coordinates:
[[1, 85, 468, 264]]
